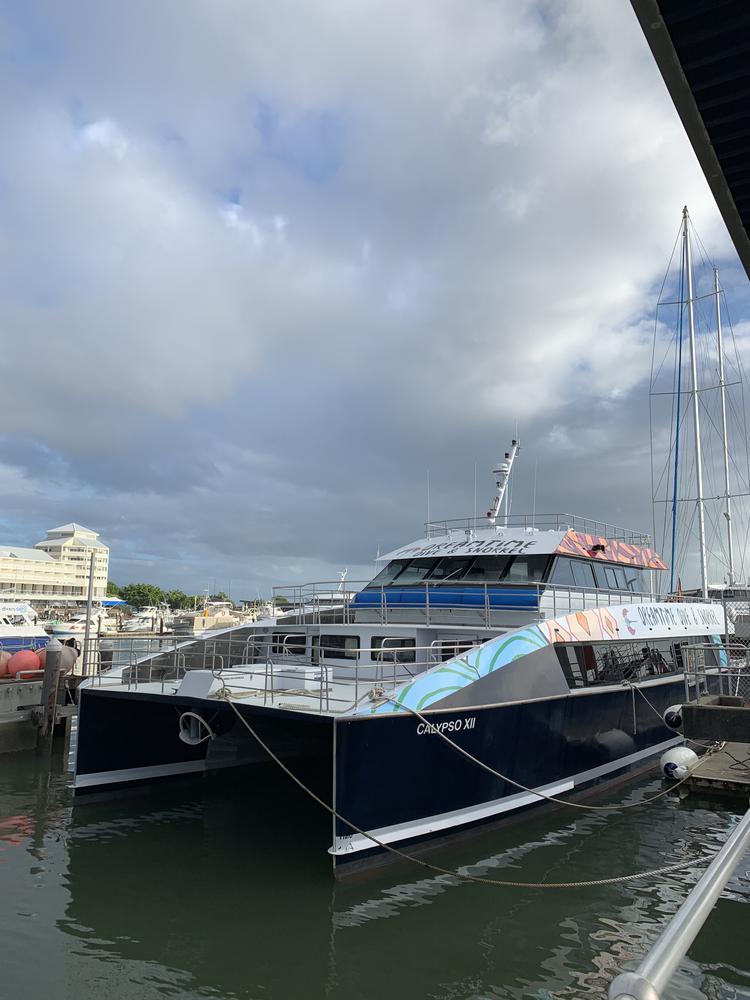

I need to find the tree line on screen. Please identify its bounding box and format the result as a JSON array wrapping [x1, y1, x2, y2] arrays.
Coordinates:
[[107, 581, 232, 610], [106, 581, 287, 610]]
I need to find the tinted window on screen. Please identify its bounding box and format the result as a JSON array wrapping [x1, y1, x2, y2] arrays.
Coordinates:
[[571, 560, 596, 589], [613, 566, 629, 590], [602, 565, 621, 590], [623, 566, 645, 593], [461, 556, 513, 582], [320, 634, 360, 660], [368, 560, 410, 587], [393, 559, 438, 584], [504, 555, 550, 583], [372, 636, 416, 664], [428, 557, 475, 581], [549, 557, 576, 587]]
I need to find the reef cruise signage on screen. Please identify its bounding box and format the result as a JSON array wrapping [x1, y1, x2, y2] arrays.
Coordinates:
[[379, 530, 564, 562]]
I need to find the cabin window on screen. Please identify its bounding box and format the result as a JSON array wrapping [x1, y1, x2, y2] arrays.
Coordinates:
[[571, 560, 596, 590], [271, 632, 306, 656], [548, 557, 576, 587], [623, 566, 645, 593], [461, 556, 513, 582], [600, 564, 621, 590], [392, 559, 438, 585], [372, 636, 416, 663], [368, 559, 411, 587], [436, 639, 478, 662], [428, 556, 476, 582], [319, 634, 360, 660], [503, 554, 550, 583]]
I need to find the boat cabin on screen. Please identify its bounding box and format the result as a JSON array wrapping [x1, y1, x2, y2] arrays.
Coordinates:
[[351, 520, 667, 626]]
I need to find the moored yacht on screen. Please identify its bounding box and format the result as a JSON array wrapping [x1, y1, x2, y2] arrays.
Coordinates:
[[0, 602, 49, 653], [72, 446, 725, 875]]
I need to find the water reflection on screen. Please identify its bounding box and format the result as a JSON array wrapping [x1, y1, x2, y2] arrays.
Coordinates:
[[1, 751, 749, 1000]]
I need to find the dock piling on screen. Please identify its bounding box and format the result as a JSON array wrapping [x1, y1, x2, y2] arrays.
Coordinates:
[[37, 637, 64, 745]]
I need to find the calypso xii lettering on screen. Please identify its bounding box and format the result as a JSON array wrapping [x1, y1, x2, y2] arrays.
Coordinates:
[[417, 716, 476, 736]]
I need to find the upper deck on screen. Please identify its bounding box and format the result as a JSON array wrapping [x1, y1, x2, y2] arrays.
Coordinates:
[[423, 512, 652, 545]]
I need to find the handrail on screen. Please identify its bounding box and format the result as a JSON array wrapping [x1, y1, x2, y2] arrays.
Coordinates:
[[609, 809, 750, 1000], [423, 512, 652, 544]]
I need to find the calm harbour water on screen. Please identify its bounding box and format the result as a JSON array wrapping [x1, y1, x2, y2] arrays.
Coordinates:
[[1, 748, 749, 1000]]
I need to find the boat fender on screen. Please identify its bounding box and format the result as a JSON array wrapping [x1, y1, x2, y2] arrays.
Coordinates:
[[663, 703, 683, 731], [660, 746, 698, 780]]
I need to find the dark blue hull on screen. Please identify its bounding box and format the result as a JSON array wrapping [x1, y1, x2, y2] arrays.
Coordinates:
[[330, 679, 686, 872], [75, 679, 686, 872]]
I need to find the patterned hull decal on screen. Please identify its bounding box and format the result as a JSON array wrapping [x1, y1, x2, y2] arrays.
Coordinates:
[[363, 624, 550, 715]]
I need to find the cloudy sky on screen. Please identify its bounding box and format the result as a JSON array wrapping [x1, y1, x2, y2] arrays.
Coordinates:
[[1, 0, 749, 598]]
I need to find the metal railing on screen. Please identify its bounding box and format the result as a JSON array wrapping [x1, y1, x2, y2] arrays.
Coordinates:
[[609, 808, 750, 1000], [272, 579, 717, 627], [86, 630, 454, 709], [682, 642, 750, 703], [423, 512, 652, 544]]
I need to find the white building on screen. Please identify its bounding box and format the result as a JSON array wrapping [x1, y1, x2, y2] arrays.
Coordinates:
[[0, 523, 109, 604]]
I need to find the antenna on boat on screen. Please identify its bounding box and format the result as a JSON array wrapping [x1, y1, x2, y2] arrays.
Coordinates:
[[715, 265, 735, 586], [683, 206, 709, 599], [487, 439, 520, 527]]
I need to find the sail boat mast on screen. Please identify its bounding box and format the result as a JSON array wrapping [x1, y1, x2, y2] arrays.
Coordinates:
[[715, 266, 735, 586], [683, 206, 709, 599]]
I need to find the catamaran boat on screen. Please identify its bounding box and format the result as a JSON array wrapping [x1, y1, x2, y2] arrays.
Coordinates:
[[72, 445, 726, 875], [0, 602, 49, 653]]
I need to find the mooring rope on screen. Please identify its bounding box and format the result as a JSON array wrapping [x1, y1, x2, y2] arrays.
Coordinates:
[[389, 700, 720, 811], [217, 694, 711, 890]]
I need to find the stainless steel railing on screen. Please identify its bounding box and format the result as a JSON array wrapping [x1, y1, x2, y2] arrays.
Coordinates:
[[609, 809, 750, 1000], [271, 579, 718, 627], [423, 512, 652, 543], [682, 642, 750, 703], [87, 634, 446, 712]]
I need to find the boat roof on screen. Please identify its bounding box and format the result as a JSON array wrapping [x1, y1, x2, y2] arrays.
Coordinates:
[[379, 525, 667, 571]]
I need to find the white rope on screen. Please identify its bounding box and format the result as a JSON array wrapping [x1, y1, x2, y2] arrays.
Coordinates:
[[391, 700, 718, 811], [219, 693, 710, 890]]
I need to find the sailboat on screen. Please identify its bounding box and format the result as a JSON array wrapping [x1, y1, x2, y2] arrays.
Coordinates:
[[651, 207, 750, 612]]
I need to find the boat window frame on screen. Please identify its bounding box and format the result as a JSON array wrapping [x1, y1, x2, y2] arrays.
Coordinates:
[[319, 634, 361, 661]]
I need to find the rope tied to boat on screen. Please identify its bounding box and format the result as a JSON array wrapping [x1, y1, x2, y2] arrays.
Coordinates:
[[217, 692, 714, 890], [388, 699, 722, 811]]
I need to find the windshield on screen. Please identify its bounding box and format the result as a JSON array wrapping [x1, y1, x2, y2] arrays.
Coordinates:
[[368, 554, 551, 586]]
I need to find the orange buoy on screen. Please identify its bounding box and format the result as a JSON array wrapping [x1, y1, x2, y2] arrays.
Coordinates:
[[7, 649, 41, 678]]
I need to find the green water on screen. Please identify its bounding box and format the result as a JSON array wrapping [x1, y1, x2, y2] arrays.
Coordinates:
[[1, 750, 749, 1000]]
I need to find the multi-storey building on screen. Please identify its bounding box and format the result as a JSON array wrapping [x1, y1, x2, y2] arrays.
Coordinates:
[[0, 523, 109, 604]]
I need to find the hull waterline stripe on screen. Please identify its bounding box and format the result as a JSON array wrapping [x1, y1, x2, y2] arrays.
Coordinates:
[[75, 758, 217, 789]]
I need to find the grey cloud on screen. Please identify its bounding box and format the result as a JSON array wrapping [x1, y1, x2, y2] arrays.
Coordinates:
[[0, 0, 747, 597]]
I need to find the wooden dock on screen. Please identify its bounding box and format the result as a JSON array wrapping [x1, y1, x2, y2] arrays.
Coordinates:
[[689, 742, 750, 798]]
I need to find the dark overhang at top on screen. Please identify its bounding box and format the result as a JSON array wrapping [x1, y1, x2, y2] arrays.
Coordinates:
[[631, 0, 750, 279]]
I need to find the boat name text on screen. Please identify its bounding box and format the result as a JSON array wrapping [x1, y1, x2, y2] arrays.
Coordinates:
[[416, 716, 476, 736]]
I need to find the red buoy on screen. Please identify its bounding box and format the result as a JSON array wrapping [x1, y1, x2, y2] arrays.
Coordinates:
[[7, 649, 41, 678]]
